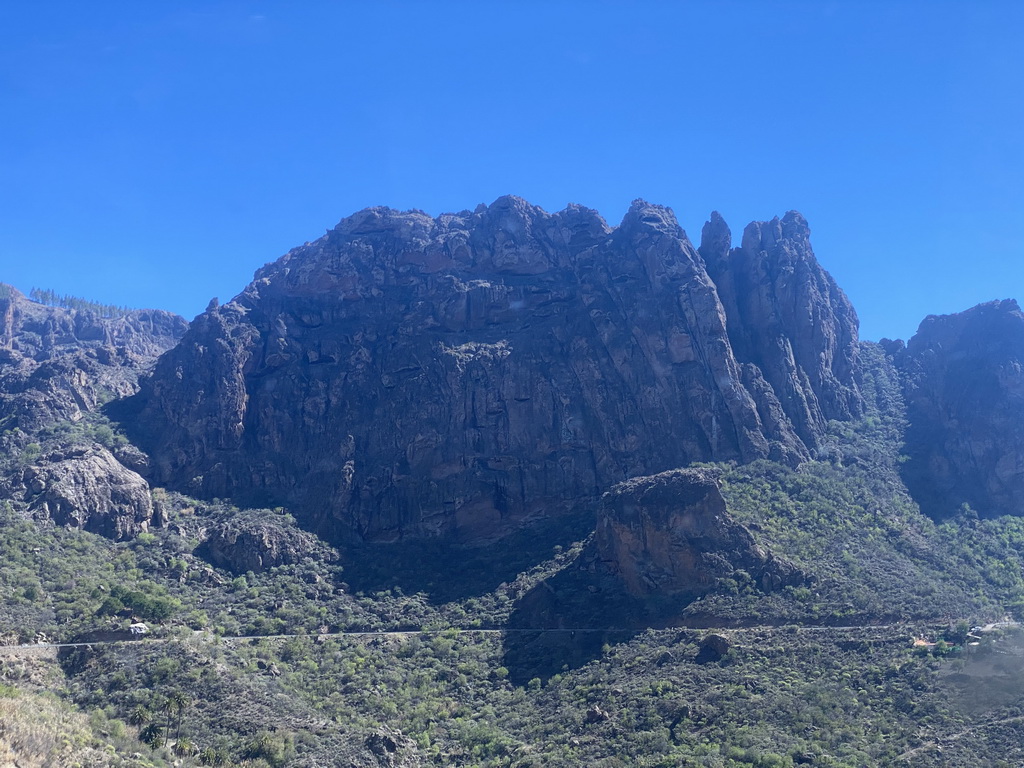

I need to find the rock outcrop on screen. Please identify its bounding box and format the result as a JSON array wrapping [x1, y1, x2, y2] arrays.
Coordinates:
[[897, 299, 1024, 518], [1, 444, 154, 539], [700, 211, 862, 450], [125, 198, 860, 544], [0, 286, 186, 538], [0, 286, 187, 432], [594, 468, 802, 597], [200, 513, 326, 574]]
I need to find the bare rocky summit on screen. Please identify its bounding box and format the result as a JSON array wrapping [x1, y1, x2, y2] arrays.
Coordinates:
[[125, 197, 863, 544], [700, 210, 862, 451]]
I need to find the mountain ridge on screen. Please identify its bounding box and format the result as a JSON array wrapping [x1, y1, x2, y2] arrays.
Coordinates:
[[4, 200, 1024, 766], [122, 197, 862, 544]]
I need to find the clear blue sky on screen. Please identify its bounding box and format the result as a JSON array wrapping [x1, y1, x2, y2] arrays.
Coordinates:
[[1, 1, 1021, 341]]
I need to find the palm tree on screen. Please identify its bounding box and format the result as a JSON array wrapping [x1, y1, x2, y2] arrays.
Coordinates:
[[166, 689, 192, 744], [128, 704, 151, 726], [140, 722, 164, 748]]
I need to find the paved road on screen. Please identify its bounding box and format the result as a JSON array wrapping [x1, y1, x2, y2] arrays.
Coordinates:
[[0, 619, 980, 654]]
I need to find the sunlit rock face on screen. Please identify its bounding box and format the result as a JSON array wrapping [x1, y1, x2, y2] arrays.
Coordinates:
[[2, 444, 155, 540], [898, 299, 1024, 518], [594, 468, 802, 598], [126, 197, 861, 543], [0, 287, 186, 540], [0, 286, 187, 431]]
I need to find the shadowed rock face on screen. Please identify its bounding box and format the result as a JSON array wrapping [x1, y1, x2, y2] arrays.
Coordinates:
[[700, 211, 862, 450], [898, 300, 1024, 518], [126, 197, 860, 544], [594, 468, 802, 597]]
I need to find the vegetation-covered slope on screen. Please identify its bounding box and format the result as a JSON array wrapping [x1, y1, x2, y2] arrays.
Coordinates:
[[4, 341, 1024, 766]]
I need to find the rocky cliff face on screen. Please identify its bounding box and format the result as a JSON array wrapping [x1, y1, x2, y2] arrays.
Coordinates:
[[897, 299, 1024, 518], [700, 211, 862, 451], [594, 468, 802, 597], [0, 286, 187, 538], [126, 197, 861, 543], [1, 444, 155, 539], [0, 286, 187, 432]]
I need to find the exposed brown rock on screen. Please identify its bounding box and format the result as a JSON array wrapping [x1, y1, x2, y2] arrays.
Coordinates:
[[200, 514, 325, 574], [594, 467, 802, 598], [898, 299, 1024, 518]]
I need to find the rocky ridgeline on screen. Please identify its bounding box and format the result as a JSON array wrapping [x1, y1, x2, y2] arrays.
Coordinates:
[[0, 286, 186, 538], [126, 196, 864, 544], [699, 211, 862, 449], [893, 299, 1024, 518], [1, 198, 1024, 606], [0, 286, 186, 432]]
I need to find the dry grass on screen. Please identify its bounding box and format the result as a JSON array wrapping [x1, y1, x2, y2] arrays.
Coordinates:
[[0, 688, 155, 768]]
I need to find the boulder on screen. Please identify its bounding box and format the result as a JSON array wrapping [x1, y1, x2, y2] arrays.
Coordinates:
[[200, 514, 324, 574]]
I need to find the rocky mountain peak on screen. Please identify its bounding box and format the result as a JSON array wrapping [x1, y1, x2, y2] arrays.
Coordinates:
[[618, 199, 686, 238], [781, 209, 811, 239], [899, 299, 1024, 518], [124, 196, 862, 544], [908, 298, 1022, 353], [704, 209, 862, 447], [738, 210, 808, 255], [333, 205, 435, 239], [698, 211, 732, 266]]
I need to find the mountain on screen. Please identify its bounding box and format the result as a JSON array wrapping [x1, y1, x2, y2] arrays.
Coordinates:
[[0, 284, 185, 432], [699, 210, 862, 448], [895, 299, 1024, 518], [122, 197, 861, 545], [6, 200, 1024, 766]]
